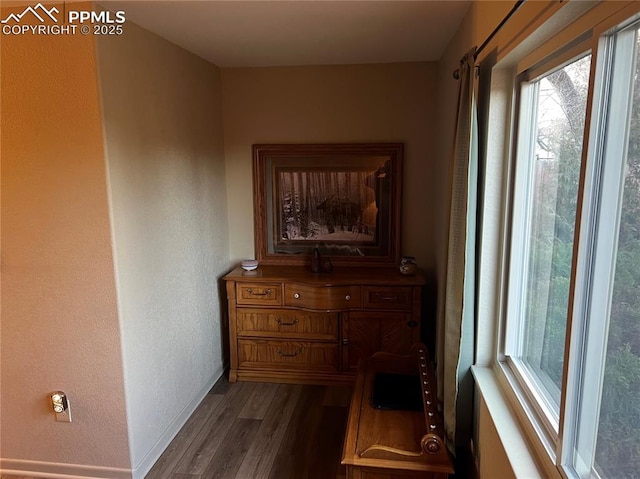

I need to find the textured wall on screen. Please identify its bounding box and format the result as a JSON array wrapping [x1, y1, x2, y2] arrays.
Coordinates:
[[96, 21, 229, 474], [0, 3, 131, 474], [221, 62, 438, 272]]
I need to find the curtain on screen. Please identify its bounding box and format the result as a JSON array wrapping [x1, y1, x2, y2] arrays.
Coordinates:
[[438, 48, 478, 452]]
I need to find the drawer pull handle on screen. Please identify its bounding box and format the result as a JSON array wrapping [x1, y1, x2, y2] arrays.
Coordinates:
[[293, 293, 300, 299], [275, 318, 299, 326], [276, 348, 302, 357], [377, 295, 399, 301], [345, 295, 351, 301], [246, 288, 271, 296]]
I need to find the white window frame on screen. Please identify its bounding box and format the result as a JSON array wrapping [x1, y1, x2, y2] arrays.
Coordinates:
[[482, 2, 640, 478], [560, 16, 639, 478], [503, 42, 593, 458]]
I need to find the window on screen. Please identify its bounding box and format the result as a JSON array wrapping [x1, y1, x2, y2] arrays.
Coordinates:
[[578, 21, 640, 478], [496, 5, 640, 478], [507, 54, 591, 436]]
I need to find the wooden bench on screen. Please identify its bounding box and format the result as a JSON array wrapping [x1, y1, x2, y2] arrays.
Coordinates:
[[341, 346, 454, 479]]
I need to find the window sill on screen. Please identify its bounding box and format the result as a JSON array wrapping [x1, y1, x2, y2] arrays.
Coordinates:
[[472, 365, 557, 479]]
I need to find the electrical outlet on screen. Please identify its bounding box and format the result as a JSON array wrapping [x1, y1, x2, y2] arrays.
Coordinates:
[[51, 391, 72, 422]]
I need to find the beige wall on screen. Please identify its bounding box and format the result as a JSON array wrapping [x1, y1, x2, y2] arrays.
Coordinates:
[[0, 3, 131, 475], [221, 62, 438, 272], [475, 394, 517, 479], [96, 22, 229, 476], [1, 6, 229, 478]]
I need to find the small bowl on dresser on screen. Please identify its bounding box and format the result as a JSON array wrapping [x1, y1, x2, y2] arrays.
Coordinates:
[[241, 259, 259, 271]]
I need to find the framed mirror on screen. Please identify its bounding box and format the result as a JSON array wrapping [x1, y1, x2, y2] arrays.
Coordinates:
[[253, 143, 403, 267]]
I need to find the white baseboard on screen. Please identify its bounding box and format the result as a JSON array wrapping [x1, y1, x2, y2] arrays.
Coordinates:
[[130, 368, 222, 479], [0, 459, 132, 479], [1, 369, 224, 479]]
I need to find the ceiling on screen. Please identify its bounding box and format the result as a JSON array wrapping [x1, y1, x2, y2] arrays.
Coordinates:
[[100, 1, 471, 67]]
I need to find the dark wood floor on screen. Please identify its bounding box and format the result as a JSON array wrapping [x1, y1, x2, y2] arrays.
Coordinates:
[[145, 377, 352, 479], [0, 378, 470, 479], [0, 379, 351, 479]]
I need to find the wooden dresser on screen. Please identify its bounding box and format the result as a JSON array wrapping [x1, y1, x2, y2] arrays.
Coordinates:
[[223, 265, 425, 384]]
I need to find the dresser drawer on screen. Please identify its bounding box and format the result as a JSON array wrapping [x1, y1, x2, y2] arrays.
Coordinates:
[[236, 309, 338, 340], [236, 282, 282, 306], [237, 339, 339, 372], [284, 283, 361, 310], [362, 286, 412, 310]]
